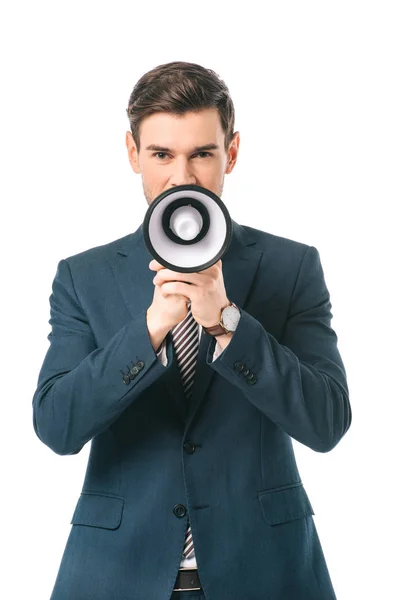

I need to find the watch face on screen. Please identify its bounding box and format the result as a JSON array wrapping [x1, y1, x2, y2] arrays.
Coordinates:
[[221, 304, 240, 331]]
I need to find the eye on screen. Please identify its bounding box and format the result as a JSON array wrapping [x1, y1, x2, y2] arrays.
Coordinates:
[[151, 151, 213, 160]]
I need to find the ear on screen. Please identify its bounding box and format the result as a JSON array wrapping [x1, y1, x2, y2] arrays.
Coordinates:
[[225, 131, 240, 174], [126, 131, 141, 174]]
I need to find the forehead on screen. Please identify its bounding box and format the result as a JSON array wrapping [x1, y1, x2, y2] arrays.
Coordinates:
[[139, 108, 224, 143]]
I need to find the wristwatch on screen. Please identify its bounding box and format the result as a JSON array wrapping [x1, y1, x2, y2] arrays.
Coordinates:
[[203, 302, 241, 337]]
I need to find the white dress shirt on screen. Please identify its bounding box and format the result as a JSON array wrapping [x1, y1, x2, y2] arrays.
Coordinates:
[[155, 322, 226, 569]]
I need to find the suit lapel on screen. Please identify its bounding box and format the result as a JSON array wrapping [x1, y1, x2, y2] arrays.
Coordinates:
[[183, 232, 263, 430], [108, 220, 263, 426]]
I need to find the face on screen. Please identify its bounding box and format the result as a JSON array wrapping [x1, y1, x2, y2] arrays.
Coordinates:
[[125, 108, 240, 205]]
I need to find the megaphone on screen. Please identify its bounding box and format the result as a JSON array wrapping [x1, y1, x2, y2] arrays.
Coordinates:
[[143, 184, 233, 273]]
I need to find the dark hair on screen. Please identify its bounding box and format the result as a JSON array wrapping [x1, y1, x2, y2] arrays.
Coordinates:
[[126, 61, 235, 153]]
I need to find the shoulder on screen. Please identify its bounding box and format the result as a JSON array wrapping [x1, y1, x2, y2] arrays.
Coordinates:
[[62, 227, 140, 270], [235, 223, 323, 291], [237, 221, 312, 258]]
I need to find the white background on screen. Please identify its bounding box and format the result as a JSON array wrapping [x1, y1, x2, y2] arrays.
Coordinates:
[[1, 1, 399, 598]]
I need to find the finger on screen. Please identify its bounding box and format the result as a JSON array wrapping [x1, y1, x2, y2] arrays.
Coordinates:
[[149, 259, 165, 271], [160, 281, 195, 298], [154, 271, 194, 286], [155, 273, 191, 286], [155, 268, 210, 286]]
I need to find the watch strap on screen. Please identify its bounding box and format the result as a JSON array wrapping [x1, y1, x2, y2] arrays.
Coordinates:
[[202, 323, 227, 337]]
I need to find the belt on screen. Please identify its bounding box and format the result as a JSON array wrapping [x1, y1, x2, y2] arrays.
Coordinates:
[[173, 568, 202, 591]]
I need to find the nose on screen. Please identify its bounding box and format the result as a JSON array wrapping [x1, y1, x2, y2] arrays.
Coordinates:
[[170, 158, 196, 187]]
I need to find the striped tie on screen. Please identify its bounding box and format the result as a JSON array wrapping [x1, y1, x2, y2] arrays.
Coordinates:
[[171, 301, 199, 559]]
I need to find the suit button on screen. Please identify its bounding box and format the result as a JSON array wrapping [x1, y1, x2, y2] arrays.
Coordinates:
[[173, 504, 187, 518], [247, 376, 257, 385], [130, 366, 139, 376], [242, 367, 250, 377], [183, 442, 196, 454], [234, 361, 244, 372], [122, 374, 131, 385], [136, 361, 144, 370], [247, 372, 255, 381]]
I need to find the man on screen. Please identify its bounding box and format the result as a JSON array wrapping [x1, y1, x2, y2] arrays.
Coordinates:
[[32, 61, 351, 599]]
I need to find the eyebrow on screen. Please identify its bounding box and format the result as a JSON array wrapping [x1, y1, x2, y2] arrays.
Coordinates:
[[145, 143, 219, 153]]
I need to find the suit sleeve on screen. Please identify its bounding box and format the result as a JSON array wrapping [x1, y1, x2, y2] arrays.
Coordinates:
[[207, 245, 351, 453], [32, 259, 173, 456]]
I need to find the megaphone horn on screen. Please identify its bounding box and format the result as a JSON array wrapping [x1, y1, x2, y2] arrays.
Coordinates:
[[143, 184, 232, 274]]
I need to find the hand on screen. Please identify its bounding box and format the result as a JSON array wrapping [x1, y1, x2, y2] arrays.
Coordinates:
[[149, 259, 230, 328], [147, 269, 190, 332]]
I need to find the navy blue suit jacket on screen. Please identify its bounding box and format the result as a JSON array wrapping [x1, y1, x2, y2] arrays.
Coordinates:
[[32, 220, 351, 599]]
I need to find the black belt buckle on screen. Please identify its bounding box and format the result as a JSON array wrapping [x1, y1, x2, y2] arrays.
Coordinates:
[[173, 568, 201, 591]]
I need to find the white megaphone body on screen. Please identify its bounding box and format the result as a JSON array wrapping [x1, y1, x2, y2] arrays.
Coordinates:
[[143, 184, 233, 273]]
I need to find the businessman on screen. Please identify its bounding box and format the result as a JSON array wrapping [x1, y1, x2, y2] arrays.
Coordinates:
[[32, 61, 351, 599]]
